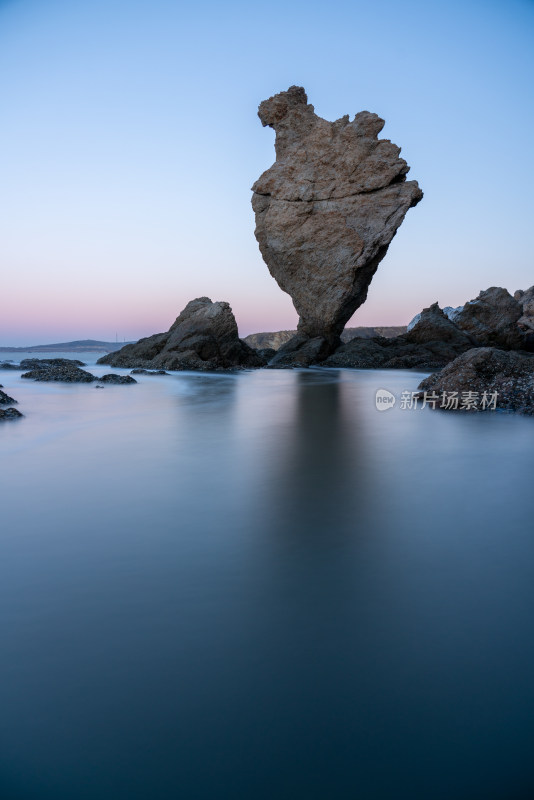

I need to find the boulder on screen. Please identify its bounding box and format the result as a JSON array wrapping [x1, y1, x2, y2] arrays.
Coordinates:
[[98, 297, 266, 370], [251, 85, 423, 361], [453, 287, 531, 350], [20, 358, 86, 369], [418, 347, 534, 415], [515, 286, 534, 333], [130, 369, 168, 375]]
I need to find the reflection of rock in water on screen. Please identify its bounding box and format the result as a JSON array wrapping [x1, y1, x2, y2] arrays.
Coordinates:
[[268, 371, 370, 539]]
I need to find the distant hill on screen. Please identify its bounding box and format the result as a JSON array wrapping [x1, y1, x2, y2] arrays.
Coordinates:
[[0, 339, 135, 353], [243, 326, 407, 351]]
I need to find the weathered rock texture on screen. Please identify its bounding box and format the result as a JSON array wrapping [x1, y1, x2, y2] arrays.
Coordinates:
[[418, 348, 534, 415], [252, 85, 423, 362], [515, 286, 534, 333], [453, 287, 533, 350], [98, 298, 265, 371]]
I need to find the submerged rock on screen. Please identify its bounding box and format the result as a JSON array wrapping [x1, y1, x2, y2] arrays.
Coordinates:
[[130, 368, 168, 375], [98, 374, 137, 384], [98, 297, 266, 371], [0, 362, 21, 370], [21, 363, 96, 382], [0, 389, 17, 405], [0, 407, 23, 420], [20, 359, 136, 385], [418, 348, 534, 415], [251, 85, 423, 361], [20, 358, 86, 369]]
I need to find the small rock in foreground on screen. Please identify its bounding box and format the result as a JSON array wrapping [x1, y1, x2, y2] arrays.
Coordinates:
[[130, 369, 168, 375], [98, 374, 137, 384], [0, 407, 23, 420]]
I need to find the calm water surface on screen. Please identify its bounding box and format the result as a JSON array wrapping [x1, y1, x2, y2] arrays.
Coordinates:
[[1, 357, 534, 799]]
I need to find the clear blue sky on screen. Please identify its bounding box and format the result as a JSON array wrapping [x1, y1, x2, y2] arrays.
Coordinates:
[[0, 0, 532, 345]]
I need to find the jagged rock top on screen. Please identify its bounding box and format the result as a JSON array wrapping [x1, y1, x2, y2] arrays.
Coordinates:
[[253, 85, 419, 203]]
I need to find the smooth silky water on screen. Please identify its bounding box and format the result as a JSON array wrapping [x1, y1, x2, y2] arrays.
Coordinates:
[[1, 356, 533, 799]]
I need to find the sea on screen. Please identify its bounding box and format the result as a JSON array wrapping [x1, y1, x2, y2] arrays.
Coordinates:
[[1, 352, 534, 799]]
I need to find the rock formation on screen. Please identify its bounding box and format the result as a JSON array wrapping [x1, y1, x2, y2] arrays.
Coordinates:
[[251, 85, 423, 364], [324, 303, 476, 370], [98, 297, 266, 371], [418, 348, 534, 415], [452, 287, 532, 350]]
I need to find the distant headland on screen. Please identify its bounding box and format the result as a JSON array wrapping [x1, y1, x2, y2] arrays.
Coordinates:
[[0, 340, 134, 353]]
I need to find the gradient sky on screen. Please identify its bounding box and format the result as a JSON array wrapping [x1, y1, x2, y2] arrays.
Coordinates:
[[1, 0, 533, 345]]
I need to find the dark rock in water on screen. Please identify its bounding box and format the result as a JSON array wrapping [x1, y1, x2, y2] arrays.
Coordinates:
[[130, 368, 168, 375], [98, 297, 266, 371], [251, 85, 423, 358], [20, 358, 86, 369], [418, 347, 534, 415], [0, 407, 23, 420], [453, 287, 533, 351], [0, 389, 17, 405], [324, 303, 476, 370], [98, 374, 137, 384], [21, 364, 96, 382], [0, 362, 21, 370]]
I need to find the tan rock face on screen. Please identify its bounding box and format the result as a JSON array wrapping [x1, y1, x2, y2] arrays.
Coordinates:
[[252, 86, 423, 354]]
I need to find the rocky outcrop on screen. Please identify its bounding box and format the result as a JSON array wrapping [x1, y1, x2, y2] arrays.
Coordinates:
[[98, 297, 265, 370], [0, 407, 23, 420], [453, 287, 533, 350], [324, 303, 475, 370], [251, 85, 423, 363], [418, 347, 534, 415]]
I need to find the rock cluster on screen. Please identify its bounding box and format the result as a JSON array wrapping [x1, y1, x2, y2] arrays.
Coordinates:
[[418, 348, 534, 415], [18, 359, 137, 384], [252, 85, 423, 363], [99, 297, 265, 370], [324, 303, 476, 370], [0, 384, 22, 420]]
